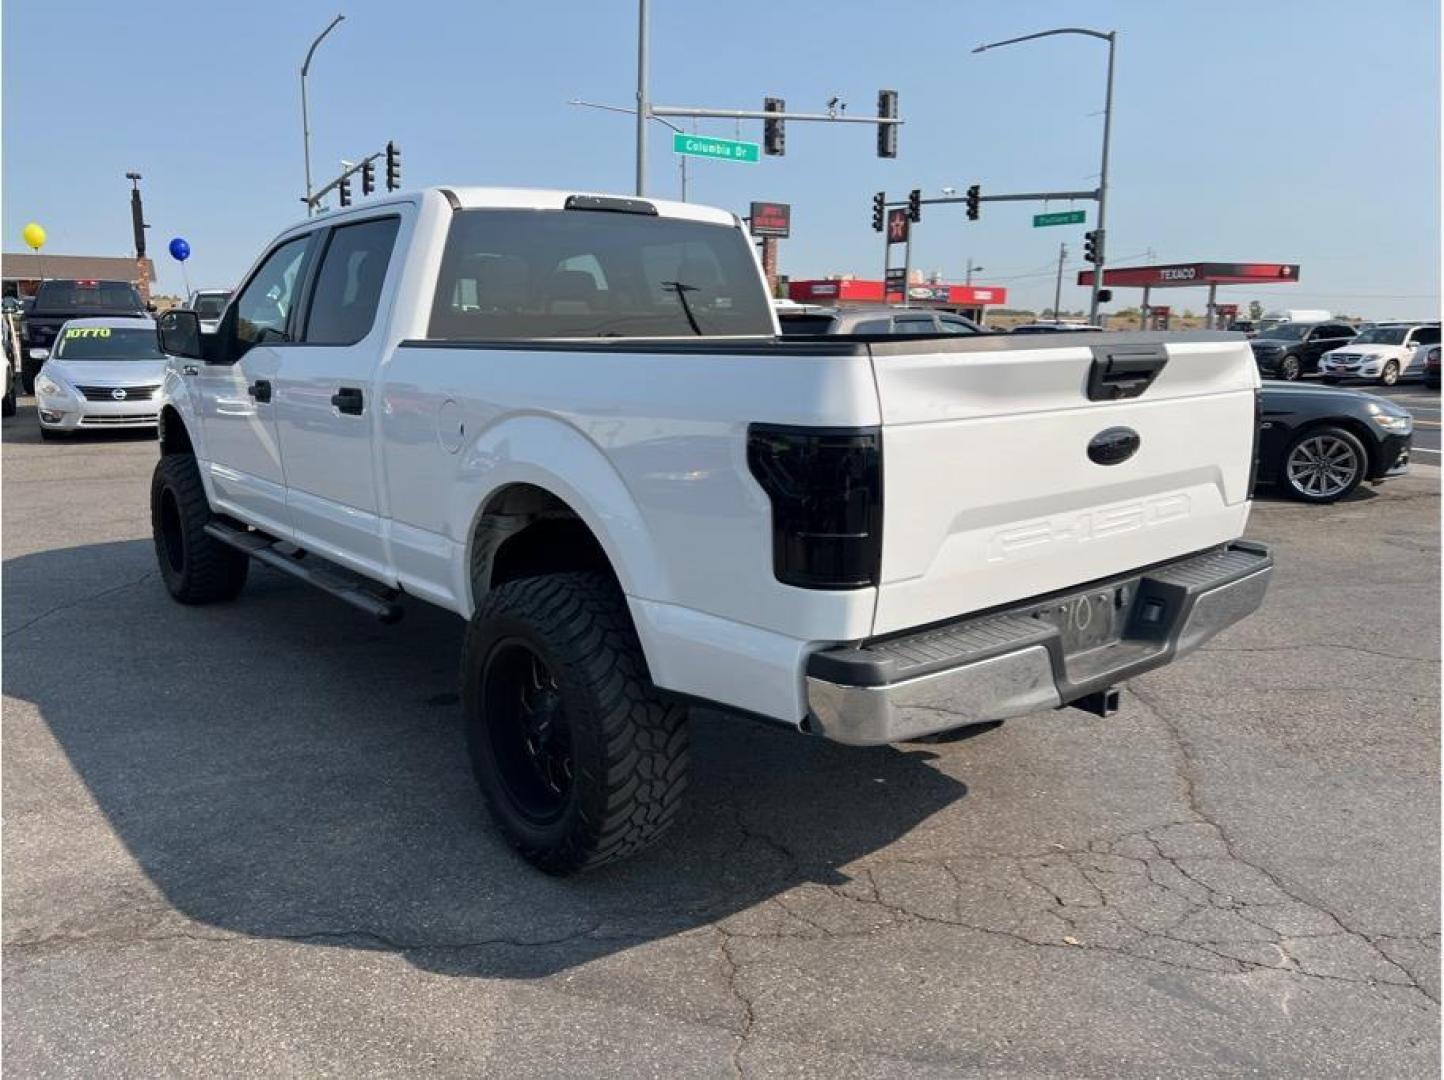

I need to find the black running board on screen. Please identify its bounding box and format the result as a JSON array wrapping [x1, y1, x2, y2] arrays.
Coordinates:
[[203, 522, 404, 623]]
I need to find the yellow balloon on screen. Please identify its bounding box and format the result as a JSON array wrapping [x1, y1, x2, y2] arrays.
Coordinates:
[[21, 223, 46, 251]]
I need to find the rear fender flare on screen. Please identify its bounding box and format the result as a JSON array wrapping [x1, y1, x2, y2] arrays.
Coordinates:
[[449, 414, 667, 613]]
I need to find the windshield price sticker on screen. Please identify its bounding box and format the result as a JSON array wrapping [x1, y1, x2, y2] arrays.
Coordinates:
[[65, 327, 111, 339]]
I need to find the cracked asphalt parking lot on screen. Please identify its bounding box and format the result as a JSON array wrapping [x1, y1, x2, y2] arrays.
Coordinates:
[[3, 404, 1439, 1078]]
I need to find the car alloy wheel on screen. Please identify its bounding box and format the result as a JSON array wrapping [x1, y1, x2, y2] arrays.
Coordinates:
[[1285, 433, 1362, 500], [1379, 360, 1399, 386], [1279, 355, 1301, 381]]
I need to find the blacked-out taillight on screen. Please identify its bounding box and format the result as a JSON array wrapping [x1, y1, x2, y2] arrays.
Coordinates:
[[746, 424, 882, 590]]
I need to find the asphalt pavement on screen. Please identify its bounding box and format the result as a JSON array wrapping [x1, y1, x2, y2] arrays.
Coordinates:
[[3, 397, 1439, 1077]]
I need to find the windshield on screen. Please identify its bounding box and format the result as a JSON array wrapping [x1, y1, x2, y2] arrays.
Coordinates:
[[429, 209, 774, 339], [192, 293, 230, 319], [54, 326, 164, 360], [1350, 325, 1414, 345], [1260, 323, 1309, 341], [33, 281, 143, 314]]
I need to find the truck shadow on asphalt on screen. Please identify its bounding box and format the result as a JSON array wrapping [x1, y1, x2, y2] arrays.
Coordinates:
[[4, 539, 974, 979]]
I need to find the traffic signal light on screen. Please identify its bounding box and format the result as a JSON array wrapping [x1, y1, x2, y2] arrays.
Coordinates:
[[361, 159, 376, 196], [1084, 229, 1104, 264], [876, 89, 898, 158], [763, 97, 785, 156], [1098, 289, 1113, 303], [385, 141, 401, 191], [871, 191, 886, 232], [907, 188, 921, 223], [339, 175, 352, 208], [965, 184, 980, 221]]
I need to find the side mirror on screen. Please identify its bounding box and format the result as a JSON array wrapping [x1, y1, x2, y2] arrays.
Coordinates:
[[157, 309, 204, 360], [146, 302, 158, 313]]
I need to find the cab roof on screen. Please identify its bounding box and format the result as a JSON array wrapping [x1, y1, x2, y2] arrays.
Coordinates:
[[295, 186, 739, 233]]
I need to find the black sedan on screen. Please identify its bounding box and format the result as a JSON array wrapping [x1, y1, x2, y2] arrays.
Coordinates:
[[1257, 384, 1412, 504]]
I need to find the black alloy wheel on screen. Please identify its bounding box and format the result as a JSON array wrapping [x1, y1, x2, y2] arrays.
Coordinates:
[[481, 640, 575, 825]]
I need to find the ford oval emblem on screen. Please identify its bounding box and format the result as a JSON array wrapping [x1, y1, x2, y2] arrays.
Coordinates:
[[1087, 426, 1140, 466]]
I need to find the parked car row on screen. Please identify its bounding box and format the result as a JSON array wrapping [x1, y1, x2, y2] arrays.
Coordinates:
[[1249, 319, 1439, 385]]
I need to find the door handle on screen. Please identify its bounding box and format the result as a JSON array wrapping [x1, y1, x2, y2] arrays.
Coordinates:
[[247, 379, 272, 403], [182, 364, 199, 376], [331, 386, 364, 415]]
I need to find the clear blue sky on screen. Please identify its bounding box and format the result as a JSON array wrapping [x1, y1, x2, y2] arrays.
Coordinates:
[[4, 0, 1439, 317]]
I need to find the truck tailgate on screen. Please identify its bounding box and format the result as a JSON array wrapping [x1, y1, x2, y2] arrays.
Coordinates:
[[869, 333, 1257, 636]]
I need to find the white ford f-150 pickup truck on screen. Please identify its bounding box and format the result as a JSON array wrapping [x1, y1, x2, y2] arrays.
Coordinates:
[[150, 187, 1272, 873]]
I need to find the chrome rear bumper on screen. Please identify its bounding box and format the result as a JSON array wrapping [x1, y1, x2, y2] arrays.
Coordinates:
[[805, 542, 1272, 746]]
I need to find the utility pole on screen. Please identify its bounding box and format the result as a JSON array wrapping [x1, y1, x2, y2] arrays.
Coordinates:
[[301, 13, 345, 217], [1053, 242, 1068, 320], [965, 258, 984, 285]]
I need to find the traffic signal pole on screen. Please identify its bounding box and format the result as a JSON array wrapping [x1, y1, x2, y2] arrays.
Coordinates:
[[305, 150, 383, 211], [630, 1, 901, 196]]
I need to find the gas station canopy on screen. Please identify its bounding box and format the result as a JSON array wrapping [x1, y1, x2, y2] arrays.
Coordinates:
[[1075, 262, 1302, 329], [1076, 261, 1300, 288]]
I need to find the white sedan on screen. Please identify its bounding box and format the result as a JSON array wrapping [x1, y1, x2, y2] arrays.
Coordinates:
[[35, 317, 166, 439]]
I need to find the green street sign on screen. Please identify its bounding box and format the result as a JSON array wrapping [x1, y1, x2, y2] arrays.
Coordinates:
[[1033, 210, 1087, 228], [672, 133, 760, 164]]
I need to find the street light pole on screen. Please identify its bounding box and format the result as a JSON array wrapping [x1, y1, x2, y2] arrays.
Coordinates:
[[301, 13, 345, 217], [1095, 32, 1116, 327], [635, 0, 650, 196], [974, 26, 1116, 325], [965, 259, 983, 285]]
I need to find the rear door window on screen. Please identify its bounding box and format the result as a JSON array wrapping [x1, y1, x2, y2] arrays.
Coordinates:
[[303, 216, 401, 345], [893, 316, 938, 334], [936, 317, 980, 334], [1411, 326, 1440, 347], [428, 209, 773, 339]]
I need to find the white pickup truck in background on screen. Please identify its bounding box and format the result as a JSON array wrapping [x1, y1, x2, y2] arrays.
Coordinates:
[[151, 187, 1272, 873]]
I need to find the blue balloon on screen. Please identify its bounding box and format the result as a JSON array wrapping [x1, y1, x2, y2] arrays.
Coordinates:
[[168, 238, 191, 262]]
